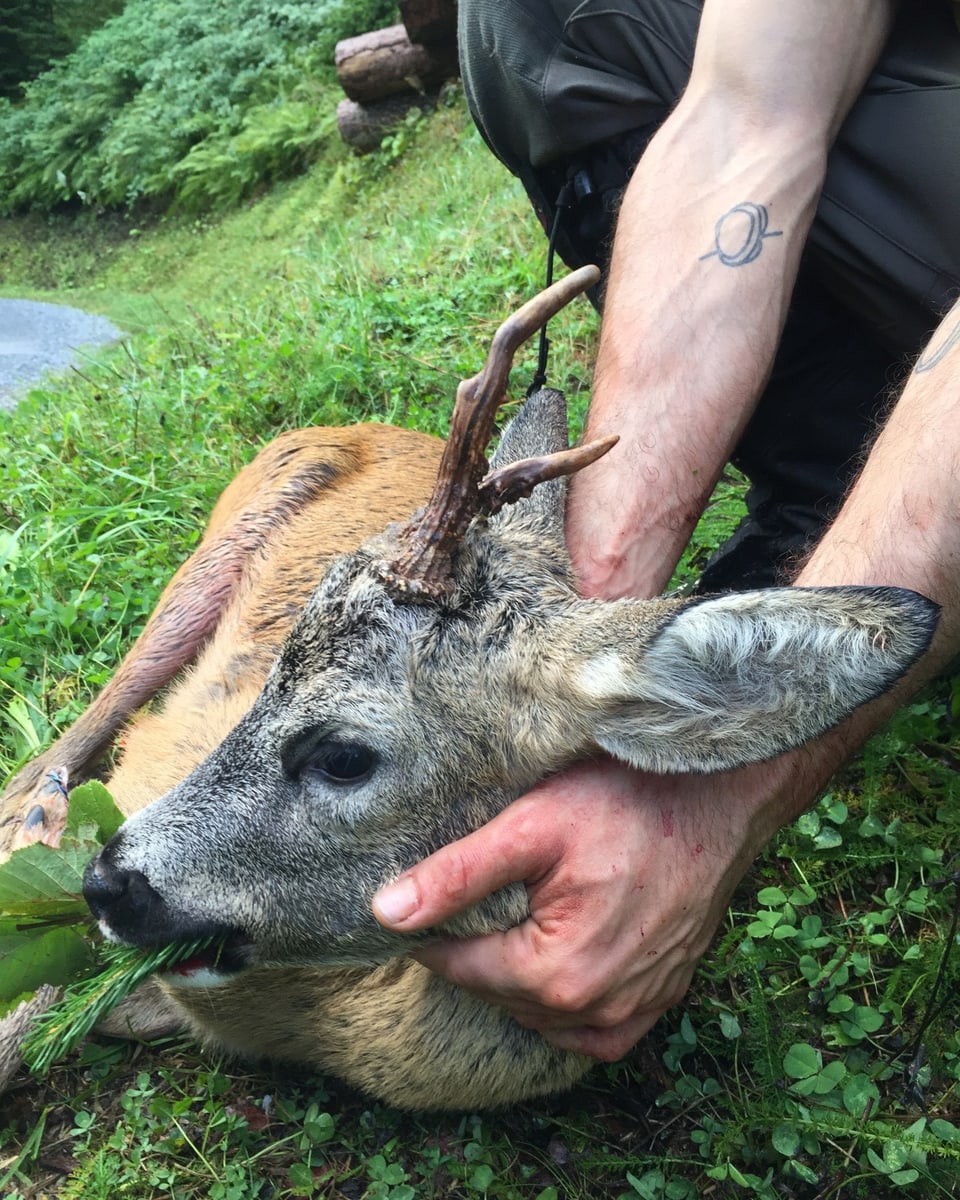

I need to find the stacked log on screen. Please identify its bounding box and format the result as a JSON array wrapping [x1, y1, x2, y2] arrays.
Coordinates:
[[335, 1, 458, 153]]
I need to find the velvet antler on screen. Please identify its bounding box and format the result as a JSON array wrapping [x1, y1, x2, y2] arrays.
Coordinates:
[[378, 265, 616, 601]]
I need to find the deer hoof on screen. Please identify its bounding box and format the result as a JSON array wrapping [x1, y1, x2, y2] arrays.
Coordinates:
[[12, 770, 70, 850]]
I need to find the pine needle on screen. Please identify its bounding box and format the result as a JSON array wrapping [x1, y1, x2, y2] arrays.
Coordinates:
[[22, 937, 214, 1074]]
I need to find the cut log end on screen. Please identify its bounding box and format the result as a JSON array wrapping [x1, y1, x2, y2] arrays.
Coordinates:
[[335, 24, 457, 104]]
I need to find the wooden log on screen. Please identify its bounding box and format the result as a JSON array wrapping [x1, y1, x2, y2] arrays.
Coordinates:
[[336, 95, 430, 154], [335, 24, 456, 104], [399, 0, 457, 46]]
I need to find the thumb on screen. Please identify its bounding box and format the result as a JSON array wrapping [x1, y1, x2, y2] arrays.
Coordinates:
[[371, 802, 563, 931]]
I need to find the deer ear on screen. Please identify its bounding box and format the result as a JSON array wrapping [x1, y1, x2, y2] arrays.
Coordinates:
[[488, 388, 569, 536], [572, 587, 938, 774]]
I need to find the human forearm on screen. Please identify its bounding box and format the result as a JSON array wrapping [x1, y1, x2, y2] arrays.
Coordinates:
[[715, 298, 960, 848], [568, 0, 896, 601], [570, 117, 819, 598], [797, 302, 960, 651]]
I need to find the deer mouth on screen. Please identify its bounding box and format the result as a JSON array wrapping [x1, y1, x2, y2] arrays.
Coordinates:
[[159, 931, 253, 989]]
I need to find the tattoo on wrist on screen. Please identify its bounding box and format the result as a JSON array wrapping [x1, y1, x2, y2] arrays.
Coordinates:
[[914, 318, 960, 374], [699, 203, 782, 268]]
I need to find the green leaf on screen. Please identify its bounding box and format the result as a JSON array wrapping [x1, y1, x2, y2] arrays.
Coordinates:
[[783, 1043, 820, 1079], [625, 1169, 663, 1199], [852, 1006, 884, 1033], [0, 839, 91, 910], [812, 1060, 846, 1094], [930, 1119, 960, 1143], [823, 798, 848, 824], [745, 921, 773, 939], [718, 1010, 742, 1040], [882, 1141, 910, 1172], [65, 780, 124, 842], [0, 926, 92, 1004], [798, 955, 821, 982], [756, 887, 787, 905], [468, 1164, 495, 1191], [813, 827, 844, 850], [842, 1074, 880, 1117], [772, 1123, 801, 1157], [302, 1111, 334, 1144], [867, 1148, 887, 1173], [788, 1160, 819, 1185], [288, 1161, 315, 1195]]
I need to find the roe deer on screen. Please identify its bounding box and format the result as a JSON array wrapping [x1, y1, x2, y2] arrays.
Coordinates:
[[0, 267, 938, 1109]]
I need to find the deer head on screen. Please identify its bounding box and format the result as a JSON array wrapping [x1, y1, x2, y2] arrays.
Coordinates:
[[83, 267, 938, 983]]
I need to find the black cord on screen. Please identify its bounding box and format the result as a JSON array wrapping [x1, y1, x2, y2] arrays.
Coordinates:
[[527, 179, 575, 396]]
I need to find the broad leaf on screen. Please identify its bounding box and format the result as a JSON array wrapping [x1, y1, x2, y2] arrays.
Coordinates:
[[65, 780, 125, 843], [0, 926, 92, 1006], [0, 839, 91, 911]]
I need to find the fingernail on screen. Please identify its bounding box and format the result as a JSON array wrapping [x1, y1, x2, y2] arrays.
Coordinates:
[[373, 877, 419, 925]]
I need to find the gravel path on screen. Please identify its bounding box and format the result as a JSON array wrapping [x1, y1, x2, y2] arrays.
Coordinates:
[[0, 299, 123, 411]]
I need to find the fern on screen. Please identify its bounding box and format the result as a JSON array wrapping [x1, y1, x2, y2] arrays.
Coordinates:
[[0, 0, 398, 214]]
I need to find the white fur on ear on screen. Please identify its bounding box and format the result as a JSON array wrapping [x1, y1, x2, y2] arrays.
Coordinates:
[[585, 587, 938, 774]]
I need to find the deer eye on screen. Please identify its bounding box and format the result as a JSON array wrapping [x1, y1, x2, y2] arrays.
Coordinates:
[[302, 741, 378, 785]]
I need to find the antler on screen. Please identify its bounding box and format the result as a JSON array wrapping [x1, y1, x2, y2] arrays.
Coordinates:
[[377, 265, 617, 601]]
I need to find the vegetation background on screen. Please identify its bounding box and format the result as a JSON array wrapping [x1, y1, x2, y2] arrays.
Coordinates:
[[0, 2, 958, 1197]]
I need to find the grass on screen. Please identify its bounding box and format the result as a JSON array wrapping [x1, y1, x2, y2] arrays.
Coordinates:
[[1, 91, 959, 1198]]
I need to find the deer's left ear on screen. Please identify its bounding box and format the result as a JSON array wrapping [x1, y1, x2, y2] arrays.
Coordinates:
[[567, 587, 939, 774], [487, 388, 569, 538]]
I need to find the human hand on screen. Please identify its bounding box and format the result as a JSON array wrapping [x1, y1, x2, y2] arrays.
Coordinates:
[[373, 755, 785, 1060]]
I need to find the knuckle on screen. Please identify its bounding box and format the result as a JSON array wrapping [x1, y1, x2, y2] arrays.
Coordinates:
[[592, 997, 638, 1030], [537, 975, 599, 1015], [506, 805, 549, 851]]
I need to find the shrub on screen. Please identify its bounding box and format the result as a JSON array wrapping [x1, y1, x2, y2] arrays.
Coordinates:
[[0, 0, 397, 213]]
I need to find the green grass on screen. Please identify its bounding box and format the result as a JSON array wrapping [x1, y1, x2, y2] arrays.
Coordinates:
[[1, 93, 959, 1199]]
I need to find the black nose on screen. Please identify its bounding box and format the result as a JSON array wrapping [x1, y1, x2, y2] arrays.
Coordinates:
[[83, 843, 172, 945]]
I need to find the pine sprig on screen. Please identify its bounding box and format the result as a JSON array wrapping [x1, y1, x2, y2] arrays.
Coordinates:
[[22, 937, 213, 1075]]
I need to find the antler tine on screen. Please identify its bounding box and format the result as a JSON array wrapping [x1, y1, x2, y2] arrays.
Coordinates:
[[378, 265, 601, 601], [478, 434, 620, 517], [471, 263, 602, 412]]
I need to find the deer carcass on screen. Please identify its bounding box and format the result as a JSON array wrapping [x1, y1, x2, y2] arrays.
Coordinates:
[[0, 267, 938, 1108]]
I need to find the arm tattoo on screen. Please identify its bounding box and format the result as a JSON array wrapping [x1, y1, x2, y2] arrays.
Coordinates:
[[913, 317, 960, 374], [699, 202, 782, 267]]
